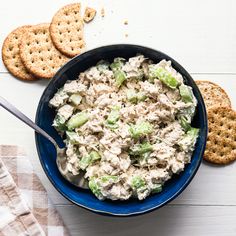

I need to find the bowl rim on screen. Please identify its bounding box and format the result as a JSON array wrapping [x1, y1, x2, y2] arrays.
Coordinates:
[[35, 44, 208, 216]]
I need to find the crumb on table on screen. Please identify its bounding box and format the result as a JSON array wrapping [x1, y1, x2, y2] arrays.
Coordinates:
[[83, 7, 97, 23], [124, 20, 128, 25], [101, 7, 105, 17]]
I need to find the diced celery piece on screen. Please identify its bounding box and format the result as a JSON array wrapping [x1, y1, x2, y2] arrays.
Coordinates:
[[114, 70, 126, 87], [126, 89, 137, 103], [131, 176, 146, 189], [138, 152, 151, 166], [79, 155, 92, 170], [179, 116, 191, 132], [104, 122, 119, 130], [52, 114, 66, 131], [147, 65, 157, 82], [152, 184, 162, 193], [100, 175, 118, 183], [67, 112, 89, 130], [179, 85, 193, 103], [69, 93, 82, 106], [126, 90, 146, 103], [107, 108, 120, 124], [89, 177, 103, 199], [130, 142, 153, 156], [90, 151, 101, 162], [79, 151, 101, 170], [129, 121, 153, 139], [66, 131, 79, 144], [178, 127, 199, 151], [137, 92, 147, 102], [110, 57, 126, 71], [151, 67, 179, 89]]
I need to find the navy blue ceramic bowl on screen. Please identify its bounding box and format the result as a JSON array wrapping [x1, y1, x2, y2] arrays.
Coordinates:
[[35, 44, 208, 216]]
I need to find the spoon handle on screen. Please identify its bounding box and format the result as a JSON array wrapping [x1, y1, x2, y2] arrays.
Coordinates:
[[0, 96, 58, 148]]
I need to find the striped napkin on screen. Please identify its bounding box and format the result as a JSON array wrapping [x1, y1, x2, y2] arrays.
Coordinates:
[[0, 145, 70, 236]]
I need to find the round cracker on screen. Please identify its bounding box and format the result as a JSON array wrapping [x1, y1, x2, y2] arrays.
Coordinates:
[[196, 80, 231, 110], [2, 26, 36, 81], [50, 3, 85, 57], [19, 23, 69, 79], [204, 106, 236, 164]]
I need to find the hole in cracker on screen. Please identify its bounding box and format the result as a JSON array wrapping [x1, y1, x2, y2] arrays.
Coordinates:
[[30, 50, 33, 54], [65, 12, 69, 16], [60, 40, 63, 43], [13, 55, 16, 59], [41, 57, 44, 61], [27, 42, 30, 46], [9, 47, 13, 51], [42, 67, 45, 71], [36, 40, 39, 44], [67, 21, 70, 25], [38, 50, 41, 53], [15, 64, 19, 68], [49, 57, 52, 60], [75, 19, 78, 23], [71, 47, 74, 51], [58, 23, 61, 26], [59, 31, 62, 35], [47, 48, 51, 51], [68, 30, 71, 33], [69, 39, 72, 42], [74, 11, 78, 14], [31, 60, 34, 63], [46, 38, 49, 42], [34, 31, 37, 35], [59, 55, 62, 59]]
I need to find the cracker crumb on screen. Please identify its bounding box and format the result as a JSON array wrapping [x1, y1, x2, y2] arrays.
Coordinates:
[[125, 33, 128, 37], [83, 7, 97, 23], [101, 7, 105, 17], [124, 20, 128, 25]]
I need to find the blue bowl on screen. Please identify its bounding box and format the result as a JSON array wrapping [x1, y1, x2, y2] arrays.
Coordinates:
[[35, 44, 208, 216]]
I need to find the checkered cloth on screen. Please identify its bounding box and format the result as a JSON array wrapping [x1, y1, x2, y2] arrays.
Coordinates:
[[0, 145, 70, 236]]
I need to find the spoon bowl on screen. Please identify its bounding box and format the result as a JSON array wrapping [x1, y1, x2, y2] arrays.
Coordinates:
[[0, 96, 88, 189]]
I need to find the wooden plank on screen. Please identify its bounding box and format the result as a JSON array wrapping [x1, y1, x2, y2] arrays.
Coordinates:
[[1, 0, 236, 73], [56, 205, 236, 236]]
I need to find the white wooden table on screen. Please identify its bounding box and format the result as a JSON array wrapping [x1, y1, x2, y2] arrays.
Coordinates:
[[1, 0, 236, 235]]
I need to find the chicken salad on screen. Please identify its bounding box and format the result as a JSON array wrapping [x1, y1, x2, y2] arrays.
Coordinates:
[[49, 55, 199, 201]]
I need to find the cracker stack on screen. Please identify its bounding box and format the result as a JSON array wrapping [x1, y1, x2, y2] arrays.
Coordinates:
[[1, 3, 96, 81], [196, 81, 236, 165]]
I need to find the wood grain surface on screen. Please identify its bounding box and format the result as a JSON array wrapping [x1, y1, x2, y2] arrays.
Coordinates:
[[0, 1, 236, 235]]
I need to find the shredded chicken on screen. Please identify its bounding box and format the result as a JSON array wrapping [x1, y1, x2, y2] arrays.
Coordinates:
[[49, 55, 199, 201]]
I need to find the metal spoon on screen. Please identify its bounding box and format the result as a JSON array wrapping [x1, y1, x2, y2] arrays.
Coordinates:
[[0, 96, 88, 189]]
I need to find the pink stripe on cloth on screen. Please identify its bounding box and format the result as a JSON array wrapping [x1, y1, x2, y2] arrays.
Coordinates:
[[0, 145, 70, 236]]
